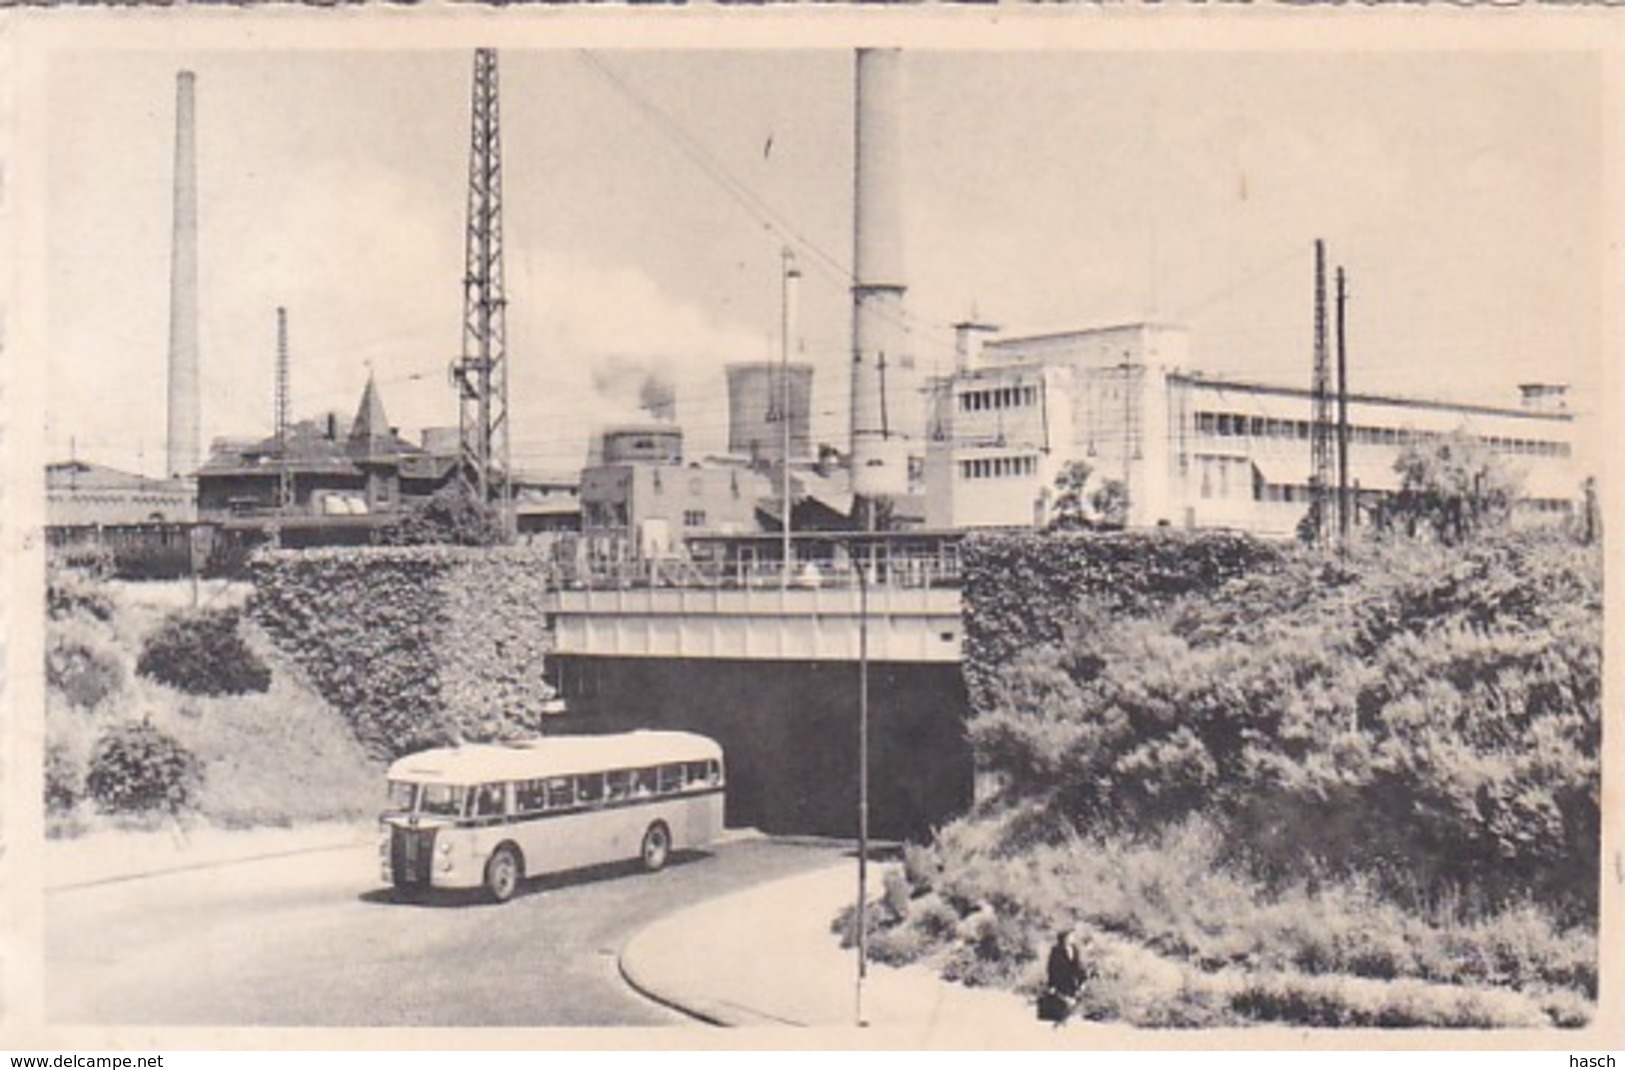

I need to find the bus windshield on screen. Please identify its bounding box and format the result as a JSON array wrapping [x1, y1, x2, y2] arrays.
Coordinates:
[[418, 783, 465, 818], [386, 780, 416, 813]]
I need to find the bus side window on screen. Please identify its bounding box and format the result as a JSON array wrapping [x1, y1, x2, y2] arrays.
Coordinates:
[[475, 783, 506, 818], [577, 773, 606, 807], [657, 763, 686, 794], [631, 769, 656, 797], [514, 779, 547, 814], [546, 776, 575, 809], [685, 761, 709, 788], [606, 770, 632, 802], [708, 760, 722, 786]]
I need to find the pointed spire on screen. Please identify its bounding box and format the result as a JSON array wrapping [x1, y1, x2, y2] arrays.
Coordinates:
[[349, 373, 393, 457]]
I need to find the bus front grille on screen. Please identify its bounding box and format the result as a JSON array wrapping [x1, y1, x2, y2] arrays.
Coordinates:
[[390, 826, 436, 885]]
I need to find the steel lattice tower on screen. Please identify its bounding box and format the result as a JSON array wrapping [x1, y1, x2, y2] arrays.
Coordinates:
[[1309, 238, 1333, 545], [452, 48, 511, 521]]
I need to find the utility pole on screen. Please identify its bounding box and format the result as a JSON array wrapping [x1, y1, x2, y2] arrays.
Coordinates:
[[780, 248, 799, 587], [1310, 239, 1333, 547], [1335, 267, 1350, 544], [452, 48, 512, 534]]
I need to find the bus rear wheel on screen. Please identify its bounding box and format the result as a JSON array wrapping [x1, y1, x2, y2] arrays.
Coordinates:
[[485, 844, 522, 903], [640, 822, 671, 872]]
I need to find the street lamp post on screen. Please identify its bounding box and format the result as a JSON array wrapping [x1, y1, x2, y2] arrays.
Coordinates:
[[855, 541, 870, 1027]]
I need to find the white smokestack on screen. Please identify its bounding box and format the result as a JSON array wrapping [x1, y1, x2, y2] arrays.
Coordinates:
[[849, 48, 913, 500], [167, 70, 200, 479]]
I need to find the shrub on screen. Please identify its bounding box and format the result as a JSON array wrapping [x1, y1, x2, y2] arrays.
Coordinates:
[[380, 484, 509, 547], [1226, 971, 1550, 1028], [869, 921, 933, 967], [47, 568, 115, 621], [137, 609, 271, 696], [49, 543, 116, 581], [46, 636, 123, 710], [45, 742, 82, 814], [960, 530, 1287, 710], [940, 908, 1035, 989], [85, 719, 203, 814]]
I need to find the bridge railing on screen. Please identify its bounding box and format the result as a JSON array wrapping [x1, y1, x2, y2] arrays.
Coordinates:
[[552, 553, 962, 593]]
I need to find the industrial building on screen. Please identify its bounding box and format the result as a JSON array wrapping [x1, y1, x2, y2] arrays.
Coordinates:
[[924, 322, 1581, 536], [47, 462, 197, 527], [195, 375, 461, 542], [579, 425, 774, 564]]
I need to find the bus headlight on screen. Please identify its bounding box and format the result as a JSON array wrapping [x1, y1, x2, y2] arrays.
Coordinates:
[[438, 840, 451, 855]]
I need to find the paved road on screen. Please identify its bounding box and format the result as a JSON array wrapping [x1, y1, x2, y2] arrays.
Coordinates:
[[47, 836, 846, 1027]]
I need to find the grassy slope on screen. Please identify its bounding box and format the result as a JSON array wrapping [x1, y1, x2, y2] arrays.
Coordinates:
[[47, 577, 381, 833]]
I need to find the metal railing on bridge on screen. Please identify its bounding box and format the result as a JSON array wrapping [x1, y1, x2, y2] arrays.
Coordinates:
[[552, 553, 962, 593]]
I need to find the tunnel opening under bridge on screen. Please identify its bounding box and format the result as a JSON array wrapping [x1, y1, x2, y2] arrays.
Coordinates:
[[545, 656, 974, 842]]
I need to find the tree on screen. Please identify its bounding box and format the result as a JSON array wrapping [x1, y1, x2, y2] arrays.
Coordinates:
[[1090, 479, 1129, 529], [1386, 431, 1523, 546], [1048, 461, 1095, 531], [1048, 462, 1128, 531], [381, 484, 509, 547]]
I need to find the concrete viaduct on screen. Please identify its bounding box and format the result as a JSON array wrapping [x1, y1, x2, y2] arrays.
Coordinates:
[[541, 581, 974, 840]]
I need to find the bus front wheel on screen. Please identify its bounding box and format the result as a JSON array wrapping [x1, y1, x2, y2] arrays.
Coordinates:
[[485, 844, 523, 903], [640, 822, 671, 873]]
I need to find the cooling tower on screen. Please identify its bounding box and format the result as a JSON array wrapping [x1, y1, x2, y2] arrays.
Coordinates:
[[726, 362, 814, 466]]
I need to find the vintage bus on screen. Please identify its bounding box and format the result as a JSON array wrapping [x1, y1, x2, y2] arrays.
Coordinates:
[[379, 730, 726, 902]]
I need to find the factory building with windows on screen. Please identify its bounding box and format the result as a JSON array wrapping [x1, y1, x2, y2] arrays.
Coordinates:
[[924, 322, 1581, 537]]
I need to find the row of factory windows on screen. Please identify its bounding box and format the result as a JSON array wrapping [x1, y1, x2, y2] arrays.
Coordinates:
[[1194, 411, 1570, 457], [960, 385, 1041, 413], [1201, 458, 1576, 511], [960, 455, 1040, 481]]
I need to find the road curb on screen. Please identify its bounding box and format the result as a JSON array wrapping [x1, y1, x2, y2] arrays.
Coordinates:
[[616, 862, 856, 1028], [617, 927, 810, 1028]]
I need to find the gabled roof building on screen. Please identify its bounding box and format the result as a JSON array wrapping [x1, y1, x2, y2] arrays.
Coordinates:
[[196, 375, 461, 542]]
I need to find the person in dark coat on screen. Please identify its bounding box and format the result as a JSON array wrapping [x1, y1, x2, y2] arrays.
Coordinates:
[[1039, 929, 1090, 1024]]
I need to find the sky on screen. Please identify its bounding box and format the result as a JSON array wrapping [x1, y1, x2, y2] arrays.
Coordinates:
[[44, 46, 1606, 477]]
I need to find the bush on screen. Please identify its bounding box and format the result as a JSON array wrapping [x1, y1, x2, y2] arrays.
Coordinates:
[[380, 484, 509, 547], [49, 544, 116, 581], [85, 719, 203, 814], [47, 567, 115, 621], [940, 908, 1035, 989], [46, 636, 123, 710], [1226, 971, 1550, 1028], [45, 742, 82, 814], [137, 609, 271, 696], [960, 530, 1287, 710]]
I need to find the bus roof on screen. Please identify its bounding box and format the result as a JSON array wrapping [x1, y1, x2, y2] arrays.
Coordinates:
[[385, 730, 723, 785]]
